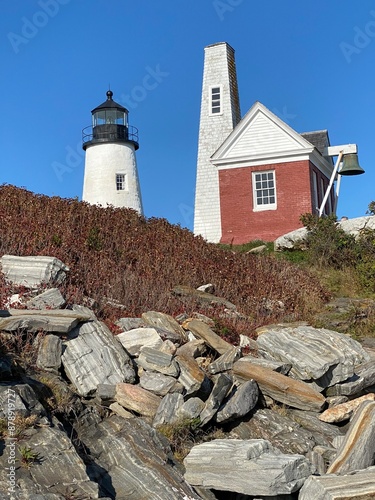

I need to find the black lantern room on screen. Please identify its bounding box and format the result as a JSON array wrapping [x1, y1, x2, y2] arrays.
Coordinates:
[[82, 90, 139, 150]]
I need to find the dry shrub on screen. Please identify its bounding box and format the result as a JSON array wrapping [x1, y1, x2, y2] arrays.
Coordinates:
[[0, 185, 330, 332]]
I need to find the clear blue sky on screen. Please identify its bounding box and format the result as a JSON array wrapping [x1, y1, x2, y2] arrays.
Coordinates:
[[1, 0, 374, 230]]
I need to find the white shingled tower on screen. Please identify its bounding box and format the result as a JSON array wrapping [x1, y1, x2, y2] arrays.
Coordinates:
[[82, 90, 143, 214], [194, 42, 241, 242]]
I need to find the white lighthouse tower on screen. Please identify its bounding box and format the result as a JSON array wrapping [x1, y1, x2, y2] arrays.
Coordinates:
[[82, 90, 143, 214], [194, 42, 241, 242]]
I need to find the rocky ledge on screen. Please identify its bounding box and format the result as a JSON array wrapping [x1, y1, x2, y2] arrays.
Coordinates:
[[0, 255, 375, 499]]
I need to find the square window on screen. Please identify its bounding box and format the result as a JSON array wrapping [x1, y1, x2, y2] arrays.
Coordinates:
[[253, 171, 277, 211]]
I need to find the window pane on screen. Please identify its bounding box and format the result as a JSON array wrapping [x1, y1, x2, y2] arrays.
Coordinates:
[[211, 87, 221, 114], [253, 171, 276, 209], [116, 174, 125, 191]]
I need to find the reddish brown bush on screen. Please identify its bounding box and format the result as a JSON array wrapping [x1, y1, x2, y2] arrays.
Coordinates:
[[0, 185, 330, 332]]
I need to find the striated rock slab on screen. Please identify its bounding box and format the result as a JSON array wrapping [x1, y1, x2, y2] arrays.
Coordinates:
[[115, 316, 143, 331], [139, 371, 181, 396], [216, 379, 259, 424], [327, 400, 375, 474], [231, 408, 316, 455], [36, 334, 62, 373], [26, 287, 66, 310], [176, 353, 207, 395], [116, 327, 163, 356], [299, 466, 375, 499], [233, 358, 326, 411], [1, 255, 69, 287], [185, 319, 233, 355], [141, 310, 187, 342], [115, 383, 161, 417], [177, 397, 205, 420], [176, 339, 207, 358], [326, 359, 375, 397], [287, 409, 344, 446], [256, 325, 369, 388], [199, 373, 233, 426], [0, 313, 83, 334], [76, 412, 201, 499], [153, 393, 184, 426], [207, 346, 241, 374], [0, 418, 99, 498], [137, 346, 179, 377], [239, 353, 292, 375], [61, 320, 136, 397], [184, 439, 313, 496], [319, 393, 375, 423]]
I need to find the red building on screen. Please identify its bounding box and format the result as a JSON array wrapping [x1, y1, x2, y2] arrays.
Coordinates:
[[212, 102, 334, 244]]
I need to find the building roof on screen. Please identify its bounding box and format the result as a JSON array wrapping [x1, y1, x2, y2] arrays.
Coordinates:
[[300, 130, 330, 156], [91, 90, 128, 114]]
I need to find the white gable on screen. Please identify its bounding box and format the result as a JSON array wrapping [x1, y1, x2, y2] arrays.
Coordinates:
[[212, 102, 315, 165]]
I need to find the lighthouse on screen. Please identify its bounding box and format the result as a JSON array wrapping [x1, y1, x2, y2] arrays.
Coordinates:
[[82, 90, 143, 214]]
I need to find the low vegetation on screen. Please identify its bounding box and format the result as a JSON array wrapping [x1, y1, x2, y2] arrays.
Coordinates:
[[0, 185, 329, 336]]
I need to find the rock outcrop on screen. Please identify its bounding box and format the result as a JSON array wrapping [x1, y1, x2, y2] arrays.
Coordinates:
[[1, 255, 375, 498]]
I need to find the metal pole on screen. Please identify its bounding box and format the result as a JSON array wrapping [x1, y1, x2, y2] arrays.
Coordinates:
[[318, 151, 343, 217]]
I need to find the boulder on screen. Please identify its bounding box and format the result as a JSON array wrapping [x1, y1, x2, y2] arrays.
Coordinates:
[[231, 408, 316, 455], [141, 310, 187, 342], [185, 319, 233, 355], [199, 373, 233, 426], [115, 383, 161, 417], [1, 255, 69, 287], [299, 466, 375, 500], [184, 439, 313, 496], [26, 288, 65, 310], [137, 346, 180, 377], [116, 327, 163, 356], [61, 320, 136, 397], [139, 371, 181, 396], [233, 358, 326, 411], [256, 325, 369, 388], [75, 412, 201, 499], [319, 393, 375, 423], [216, 379, 259, 424], [327, 400, 375, 474], [0, 308, 90, 334], [153, 393, 185, 426], [207, 346, 241, 374], [274, 227, 308, 250], [36, 334, 62, 373], [175, 353, 208, 395], [0, 418, 99, 498]]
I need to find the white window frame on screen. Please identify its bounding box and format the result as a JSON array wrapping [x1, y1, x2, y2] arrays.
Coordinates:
[[312, 171, 319, 214], [116, 173, 126, 191], [209, 85, 222, 116], [252, 170, 277, 211]]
